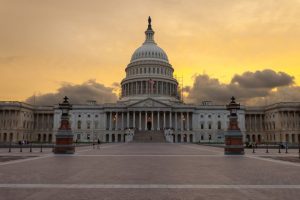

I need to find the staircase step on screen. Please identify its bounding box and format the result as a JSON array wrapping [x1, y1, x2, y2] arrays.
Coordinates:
[[133, 131, 166, 143]]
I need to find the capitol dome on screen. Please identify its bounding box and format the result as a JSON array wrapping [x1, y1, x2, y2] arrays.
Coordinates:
[[120, 17, 179, 103], [130, 43, 169, 63], [130, 17, 169, 63]]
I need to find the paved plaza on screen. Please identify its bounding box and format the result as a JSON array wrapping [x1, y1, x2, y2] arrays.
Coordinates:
[[0, 143, 300, 200]]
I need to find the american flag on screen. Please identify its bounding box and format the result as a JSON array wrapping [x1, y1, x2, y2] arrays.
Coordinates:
[[149, 79, 155, 94]]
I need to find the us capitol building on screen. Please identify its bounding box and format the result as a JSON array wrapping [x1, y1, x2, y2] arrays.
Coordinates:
[[0, 18, 299, 144]]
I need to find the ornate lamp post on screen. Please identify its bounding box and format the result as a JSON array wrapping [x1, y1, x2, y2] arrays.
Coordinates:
[[54, 96, 75, 154], [224, 96, 244, 155]]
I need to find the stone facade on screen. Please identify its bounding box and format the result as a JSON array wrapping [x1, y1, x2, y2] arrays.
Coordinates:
[[0, 101, 53, 143], [51, 99, 245, 143], [245, 102, 300, 144]]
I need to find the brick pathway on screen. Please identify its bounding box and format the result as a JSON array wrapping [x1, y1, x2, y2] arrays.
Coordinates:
[[0, 143, 299, 200]]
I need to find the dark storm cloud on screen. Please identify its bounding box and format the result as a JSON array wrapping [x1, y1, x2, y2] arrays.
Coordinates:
[[231, 69, 294, 88], [248, 86, 300, 105], [186, 69, 299, 105], [186, 74, 269, 105], [26, 80, 117, 105]]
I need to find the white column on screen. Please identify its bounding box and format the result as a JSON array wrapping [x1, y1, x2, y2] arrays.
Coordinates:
[[157, 112, 160, 130], [163, 112, 166, 129], [175, 112, 177, 131], [145, 112, 148, 130], [139, 111, 142, 130], [181, 112, 183, 131], [259, 114, 263, 132], [187, 112, 190, 131], [115, 112, 118, 130], [133, 111, 136, 128], [109, 134, 112, 142], [127, 112, 129, 129], [293, 111, 296, 130], [151, 111, 154, 130], [254, 114, 257, 132], [249, 115, 252, 132], [169, 112, 172, 129], [109, 112, 112, 130], [121, 112, 124, 130], [139, 82, 141, 94]]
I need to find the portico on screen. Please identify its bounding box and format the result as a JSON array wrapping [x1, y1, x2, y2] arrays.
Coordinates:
[[106, 100, 193, 131]]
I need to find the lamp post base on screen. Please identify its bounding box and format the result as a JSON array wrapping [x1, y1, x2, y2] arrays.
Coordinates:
[[54, 130, 75, 154], [224, 130, 244, 155]]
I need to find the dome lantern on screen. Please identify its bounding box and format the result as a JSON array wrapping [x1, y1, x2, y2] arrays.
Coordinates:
[[130, 17, 169, 63], [144, 16, 156, 44]]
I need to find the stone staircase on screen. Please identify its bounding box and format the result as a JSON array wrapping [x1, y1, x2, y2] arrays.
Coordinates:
[[133, 130, 166, 143]]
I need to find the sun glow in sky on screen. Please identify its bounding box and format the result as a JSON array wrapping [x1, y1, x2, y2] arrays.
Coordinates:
[[1, 0, 300, 101]]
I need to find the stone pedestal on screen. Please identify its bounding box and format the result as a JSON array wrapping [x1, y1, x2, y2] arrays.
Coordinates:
[[224, 130, 244, 155], [54, 130, 75, 154]]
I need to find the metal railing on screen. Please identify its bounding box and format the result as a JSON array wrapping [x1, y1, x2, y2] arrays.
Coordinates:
[[0, 142, 97, 153]]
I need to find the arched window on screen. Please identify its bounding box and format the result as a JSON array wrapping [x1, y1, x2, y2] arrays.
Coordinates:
[[77, 121, 81, 129], [43, 134, 47, 142], [218, 121, 221, 129], [208, 123, 212, 129], [9, 133, 13, 141]]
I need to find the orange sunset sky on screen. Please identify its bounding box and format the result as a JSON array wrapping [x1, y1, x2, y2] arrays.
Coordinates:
[[0, 0, 300, 105]]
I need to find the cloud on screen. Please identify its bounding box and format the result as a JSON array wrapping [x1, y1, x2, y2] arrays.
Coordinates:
[[248, 86, 300, 105], [111, 82, 120, 88], [185, 69, 299, 105], [26, 80, 117, 105], [231, 69, 294, 88]]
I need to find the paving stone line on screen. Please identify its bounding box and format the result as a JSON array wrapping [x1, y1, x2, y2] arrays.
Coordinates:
[[0, 184, 300, 189], [245, 155, 300, 167]]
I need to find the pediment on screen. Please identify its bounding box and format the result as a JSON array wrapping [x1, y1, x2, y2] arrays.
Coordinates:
[[128, 98, 170, 108]]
